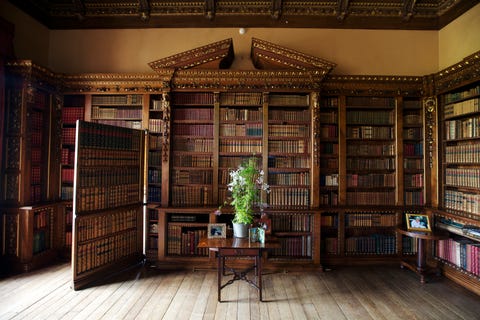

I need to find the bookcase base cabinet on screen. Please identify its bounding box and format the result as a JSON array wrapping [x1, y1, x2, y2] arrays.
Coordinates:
[[1, 204, 62, 274]]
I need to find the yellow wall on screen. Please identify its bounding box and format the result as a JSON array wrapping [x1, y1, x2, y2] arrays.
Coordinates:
[[439, 3, 480, 70], [1, 1, 479, 76]]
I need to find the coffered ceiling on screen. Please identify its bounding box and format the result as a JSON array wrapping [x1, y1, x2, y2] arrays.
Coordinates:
[[7, 0, 479, 30]]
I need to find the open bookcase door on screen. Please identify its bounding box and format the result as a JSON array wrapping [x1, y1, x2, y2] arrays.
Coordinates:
[[71, 120, 145, 290]]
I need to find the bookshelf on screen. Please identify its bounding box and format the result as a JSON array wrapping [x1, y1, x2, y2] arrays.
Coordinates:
[[402, 98, 424, 206], [72, 121, 144, 290], [268, 93, 311, 208], [345, 96, 397, 206], [90, 94, 144, 129], [434, 78, 480, 295], [319, 96, 339, 206], [147, 94, 165, 205], [170, 92, 215, 207]]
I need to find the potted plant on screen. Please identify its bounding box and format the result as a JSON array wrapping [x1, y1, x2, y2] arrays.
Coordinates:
[[218, 157, 269, 237]]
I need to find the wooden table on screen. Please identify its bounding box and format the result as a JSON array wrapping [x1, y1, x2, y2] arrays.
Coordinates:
[[197, 237, 280, 302], [396, 228, 449, 284]]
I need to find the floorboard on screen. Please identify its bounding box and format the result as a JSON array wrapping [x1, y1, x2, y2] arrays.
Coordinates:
[[0, 263, 479, 320]]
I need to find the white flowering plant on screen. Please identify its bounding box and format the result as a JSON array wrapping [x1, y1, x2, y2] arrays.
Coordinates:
[[219, 157, 270, 225]]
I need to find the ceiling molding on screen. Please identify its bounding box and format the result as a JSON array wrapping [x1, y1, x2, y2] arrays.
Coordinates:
[[6, 0, 480, 30]]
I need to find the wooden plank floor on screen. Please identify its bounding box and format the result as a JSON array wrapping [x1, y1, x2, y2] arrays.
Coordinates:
[[0, 262, 479, 320]]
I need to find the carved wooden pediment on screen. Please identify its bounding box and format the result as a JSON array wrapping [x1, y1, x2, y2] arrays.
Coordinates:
[[250, 38, 336, 74], [148, 38, 234, 71]]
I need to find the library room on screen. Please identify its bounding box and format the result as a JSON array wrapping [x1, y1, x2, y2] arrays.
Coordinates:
[[1, 1, 480, 319]]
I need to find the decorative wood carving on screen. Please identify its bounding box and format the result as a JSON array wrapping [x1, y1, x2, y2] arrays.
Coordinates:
[[424, 96, 437, 169], [434, 50, 480, 94], [149, 38, 234, 71]]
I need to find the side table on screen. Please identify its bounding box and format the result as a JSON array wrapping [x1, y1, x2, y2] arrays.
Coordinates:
[[396, 227, 448, 284]]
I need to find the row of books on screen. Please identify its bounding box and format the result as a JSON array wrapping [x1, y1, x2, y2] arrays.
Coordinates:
[[270, 213, 313, 232], [346, 110, 394, 125], [148, 209, 159, 221], [269, 140, 307, 153], [61, 168, 74, 183], [319, 191, 338, 205], [148, 168, 161, 184], [320, 157, 338, 169], [347, 126, 394, 139], [172, 154, 213, 168], [404, 158, 424, 170], [271, 235, 312, 258], [62, 107, 84, 124], [444, 98, 480, 119], [269, 94, 309, 107], [403, 114, 422, 125], [268, 187, 310, 207], [173, 107, 214, 121], [268, 156, 310, 168], [322, 97, 339, 108], [345, 234, 396, 255], [345, 212, 396, 227], [445, 143, 480, 164], [30, 110, 44, 130], [78, 121, 143, 150], [346, 157, 395, 170], [92, 94, 143, 106], [444, 85, 480, 104], [31, 166, 41, 184], [436, 216, 480, 240], [92, 106, 142, 120], [76, 185, 140, 212], [31, 149, 41, 164], [151, 99, 164, 111], [347, 144, 395, 156], [320, 125, 338, 138], [444, 189, 480, 215], [320, 143, 339, 155], [61, 186, 73, 200], [173, 138, 213, 152], [269, 110, 310, 122], [65, 231, 72, 246], [77, 167, 140, 187], [404, 190, 424, 205], [33, 230, 49, 254], [147, 186, 161, 203], [436, 237, 480, 277], [319, 110, 338, 123], [172, 169, 213, 185], [149, 119, 164, 133], [403, 127, 423, 139], [445, 168, 480, 189], [321, 214, 338, 227], [167, 225, 209, 256], [62, 128, 76, 145], [149, 134, 163, 149], [80, 148, 140, 168], [30, 129, 43, 147], [75, 208, 138, 242], [445, 117, 480, 140], [401, 236, 418, 255], [220, 108, 262, 121], [170, 186, 213, 206], [404, 143, 423, 156], [75, 230, 138, 275], [95, 119, 142, 130], [30, 185, 42, 203], [220, 92, 263, 106], [320, 174, 338, 187], [346, 191, 395, 206], [269, 172, 310, 186], [172, 92, 214, 106], [33, 208, 51, 229], [269, 124, 310, 137], [347, 173, 395, 188], [346, 97, 396, 108], [405, 173, 424, 188], [148, 151, 162, 166], [220, 123, 262, 136], [173, 124, 213, 136], [220, 139, 262, 153], [61, 148, 75, 165]]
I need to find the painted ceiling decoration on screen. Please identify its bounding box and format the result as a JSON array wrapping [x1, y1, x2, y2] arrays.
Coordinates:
[[6, 0, 479, 30]]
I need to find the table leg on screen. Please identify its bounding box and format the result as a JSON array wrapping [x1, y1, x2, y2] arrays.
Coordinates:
[[257, 255, 262, 301], [217, 255, 222, 302], [417, 238, 426, 284]]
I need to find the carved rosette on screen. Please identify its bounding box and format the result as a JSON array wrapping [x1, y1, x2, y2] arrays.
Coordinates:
[[423, 97, 437, 169]]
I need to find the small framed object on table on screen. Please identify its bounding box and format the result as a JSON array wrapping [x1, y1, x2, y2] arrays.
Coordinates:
[[406, 213, 431, 232], [208, 223, 227, 238], [249, 227, 265, 244]]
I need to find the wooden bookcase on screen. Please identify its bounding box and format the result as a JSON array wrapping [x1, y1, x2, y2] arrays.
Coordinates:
[[431, 52, 480, 294], [71, 121, 144, 290]]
